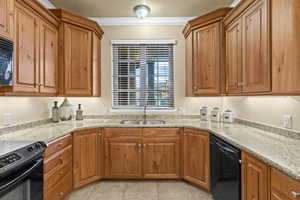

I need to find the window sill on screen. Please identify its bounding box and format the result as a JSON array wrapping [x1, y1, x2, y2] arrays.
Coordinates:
[[109, 108, 178, 113]]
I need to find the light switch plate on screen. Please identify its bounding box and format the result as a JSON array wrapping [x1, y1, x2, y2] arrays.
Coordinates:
[[283, 115, 293, 129]]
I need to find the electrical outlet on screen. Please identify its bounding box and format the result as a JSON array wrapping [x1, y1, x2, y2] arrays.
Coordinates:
[[283, 115, 293, 129], [3, 113, 12, 126]]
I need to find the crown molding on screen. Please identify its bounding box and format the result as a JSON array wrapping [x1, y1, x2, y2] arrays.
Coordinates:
[[230, 0, 241, 7], [89, 17, 196, 26]]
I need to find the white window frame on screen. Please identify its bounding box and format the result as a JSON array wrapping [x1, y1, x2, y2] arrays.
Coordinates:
[[111, 40, 176, 110]]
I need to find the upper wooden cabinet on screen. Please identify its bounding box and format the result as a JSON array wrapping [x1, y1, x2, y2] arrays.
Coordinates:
[[183, 8, 232, 96], [11, 0, 59, 95], [271, 0, 300, 94], [0, 0, 14, 40], [73, 129, 103, 189], [225, 0, 270, 94], [50, 9, 103, 97], [183, 128, 210, 191], [242, 152, 270, 200]]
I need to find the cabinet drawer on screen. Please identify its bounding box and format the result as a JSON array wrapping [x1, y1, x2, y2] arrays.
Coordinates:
[[104, 128, 142, 137], [45, 171, 72, 200], [44, 145, 72, 174], [44, 135, 72, 158], [44, 163, 72, 190], [271, 168, 300, 200], [143, 128, 181, 138]]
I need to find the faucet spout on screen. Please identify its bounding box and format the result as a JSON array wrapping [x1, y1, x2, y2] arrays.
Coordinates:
[[143, 105, 147, 122]]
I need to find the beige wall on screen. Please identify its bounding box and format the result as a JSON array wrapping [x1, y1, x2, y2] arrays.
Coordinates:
[[223, 96, 300, 131], [0, 25, 222, 128]]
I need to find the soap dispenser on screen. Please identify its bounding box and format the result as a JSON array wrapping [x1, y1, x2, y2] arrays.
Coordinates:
[[76, 104, 84, 121]]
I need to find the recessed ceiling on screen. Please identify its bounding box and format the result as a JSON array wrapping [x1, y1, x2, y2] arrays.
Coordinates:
[[49, 0, 234, 17]]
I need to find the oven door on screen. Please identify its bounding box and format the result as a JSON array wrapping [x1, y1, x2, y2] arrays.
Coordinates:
[[0, 158, 43, 200]]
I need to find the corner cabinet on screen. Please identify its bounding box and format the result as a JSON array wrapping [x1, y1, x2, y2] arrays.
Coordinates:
[[73, 129, 103, 189], [0, 0, 14, 40], [224, 0, 271, 95], [50, 9, 103, 97], [183, 8, 232, 96], [183, 128, 210, 191]]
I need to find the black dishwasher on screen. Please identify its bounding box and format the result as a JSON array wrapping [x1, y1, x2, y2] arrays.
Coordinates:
[[210, 135, 241, 200]]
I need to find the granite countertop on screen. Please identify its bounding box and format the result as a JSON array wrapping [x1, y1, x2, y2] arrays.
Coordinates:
[[0, 118, 299, 181]]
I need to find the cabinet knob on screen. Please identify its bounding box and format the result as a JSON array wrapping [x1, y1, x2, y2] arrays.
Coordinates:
[[193, 86, 197, 91], [291, 191, 300, 198], [59, 192, 64, 197], [0, 24, 4, 28]]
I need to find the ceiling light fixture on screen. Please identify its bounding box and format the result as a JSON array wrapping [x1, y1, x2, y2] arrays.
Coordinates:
[[133, 4, 151, 19]]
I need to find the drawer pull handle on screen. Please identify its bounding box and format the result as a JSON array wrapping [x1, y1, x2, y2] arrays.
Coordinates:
[[292, 191, 300, 198]]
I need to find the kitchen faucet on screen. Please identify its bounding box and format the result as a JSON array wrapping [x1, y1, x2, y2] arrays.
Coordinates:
[[143, 105, 147, 122]]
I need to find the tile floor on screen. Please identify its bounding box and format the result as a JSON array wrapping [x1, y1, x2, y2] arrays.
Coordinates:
[[66, 180, 213, 200]]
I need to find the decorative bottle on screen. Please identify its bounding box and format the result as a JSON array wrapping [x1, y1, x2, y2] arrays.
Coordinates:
[[51, 101, 59, 123], [76, 104, 84, 121], [59, 98, 73, 121]]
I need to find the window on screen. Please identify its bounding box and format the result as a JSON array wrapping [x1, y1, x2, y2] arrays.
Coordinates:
[[112, 41, 175, 109]]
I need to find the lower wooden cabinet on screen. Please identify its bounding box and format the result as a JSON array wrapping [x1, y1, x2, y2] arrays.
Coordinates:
[[271, 168, 300, 200], [73, 129, 103, 189], [104, 138, 143, 178], [43, 135, 73, 200], [103, 128, 182, 179], [143, 138, 181, 179], [242, 152, 270, 200], [183, 128, 210, 191]]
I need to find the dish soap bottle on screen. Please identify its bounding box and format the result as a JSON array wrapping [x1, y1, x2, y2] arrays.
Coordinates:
[[51, 101, 59, 123], [76, 104, 83, 121]]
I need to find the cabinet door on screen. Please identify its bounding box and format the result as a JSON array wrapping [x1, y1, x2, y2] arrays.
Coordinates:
[[242, 152, 269, 200], [92, 32, 101, 97], [14, 5, 39, 93], [184, 129, 210, 191], [104, 138, 142, 178], [0, 0, 14, 40], [143, 138, 180, 179], [185, 33, 194, 96], [193, 22, 221, 95], [40, 21, 58, 94], [73, 129, 102, 189], [242, 0, 270, 93], [226, 19, 242, 94], [272, 0, 300, 94], [64, 23, 92, 96]]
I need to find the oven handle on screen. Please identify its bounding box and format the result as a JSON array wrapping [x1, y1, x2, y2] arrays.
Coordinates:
[[0, 159, 43, 191]]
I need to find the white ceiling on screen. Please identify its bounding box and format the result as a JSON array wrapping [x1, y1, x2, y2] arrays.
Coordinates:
[[50, 0, 235, 17]]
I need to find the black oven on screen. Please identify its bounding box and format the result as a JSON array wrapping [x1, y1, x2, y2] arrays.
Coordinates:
[[0, 142, 46, 200], [0, 38, 13, 86]]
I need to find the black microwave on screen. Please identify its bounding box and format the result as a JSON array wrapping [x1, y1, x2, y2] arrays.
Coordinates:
[[0, 38, 13, 86]]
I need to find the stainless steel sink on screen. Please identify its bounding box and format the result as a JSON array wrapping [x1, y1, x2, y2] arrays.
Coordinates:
[[120, 120, 166, 125]]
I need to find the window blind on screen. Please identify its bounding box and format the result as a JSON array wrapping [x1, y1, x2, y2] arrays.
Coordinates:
[[112, 42, 175, 109]]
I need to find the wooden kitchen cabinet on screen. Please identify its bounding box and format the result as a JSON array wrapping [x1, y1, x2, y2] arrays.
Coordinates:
[[143, 128, 181, 179], [73, 129, 103, 189], [63, 23, 92, 96], [241, 152, 270, 200], [271, 0, 300, 95], [183, 128, 210, 191], [0, 0, 14, 40], [104, 138, 143, 178], [224, 0, 270, 95], [13, 2, 40, 93], [39, 21, 58, 94], [242, 0, 270, 93], [225, 19, 242, 94], [183, 8, 231, 96], [271, 168, 300, 200], [51, 9, 103, 97], [8, 0, 59, 96], [44, 135, 73, 200]]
